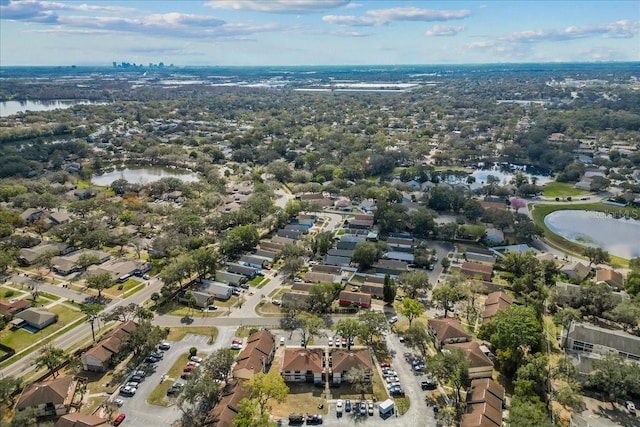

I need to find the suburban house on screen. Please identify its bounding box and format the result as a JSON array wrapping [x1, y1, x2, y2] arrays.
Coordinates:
[[444, 341, 494, 379], [560, 261, 591, 282], [253, 249, 277, 261], [284, 224, 310, 235], [0, 298, 31, 318], [81, 321, 136, 372], [281, 348, 325, 383], [56, 413, 109, 427], [331, 348, 374, 385], [51, 249, 111, 276], [336, 235, 366, 251], [179, 291, 214, 308], [595, 268, 625, 290], [562, 322, 640, 373], [88, 258, 151, 282], [233, 330, 276, 380], [481, 291, 513, 323], [428, 318, 472, 350], [225, 263, 258, 279], [303, 271, 341, 284], [194, 279, 233, 301], [239, 255, 269, 269], [460, 262, 493, 282], [361, 282, 384, 299], [386, 237, 415, 253], [374, 259, 409, 277], [15, 376, 83, 418], [215, 270, 248, 286], [258, 240, 285, 253], [18, 242, 71, 266], [338, 291, 371, 309], [323, 255, 352, 267], [384, 251, 415, 263], [14, 308, 58, 330], [461, 378, 505, 427]]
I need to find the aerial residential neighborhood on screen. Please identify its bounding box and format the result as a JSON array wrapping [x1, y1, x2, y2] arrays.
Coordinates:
[[1, 40, 640, 427]]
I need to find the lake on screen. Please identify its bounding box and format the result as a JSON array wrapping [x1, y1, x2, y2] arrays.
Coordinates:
[[0, 99, 105, 117], [544, 210, 640, 259], [471, 163, 553, 186], [91, 167, 199, 186]]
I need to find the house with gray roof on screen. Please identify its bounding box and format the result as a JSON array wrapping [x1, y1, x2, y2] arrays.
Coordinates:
[[323, 255, 352, 267], [562, 322, 640, 373], [15, 308, 58, 330]]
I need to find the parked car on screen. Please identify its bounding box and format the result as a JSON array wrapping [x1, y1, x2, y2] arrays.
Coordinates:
[[207, 304, 218, 310], [143, 274, 150, 280], [305, 414, 323, 425], [627, 401, 636, 415], [150, 351, 164, 359], [345, 399, 352, 412], [183, 364, 196, 372], [159, 342, 171, 351], [145, 356, 160, 364], [336, 399, 343, 416], [113, 413, 126, 426], [293, 277, 303, 283], [359, 401, 367, 415], [421, 379, 437, 390], [119, 386, 136, 396], [190, 356, 203, 363], [334, 336, 341, 347], [271, 299, 281, 306], [125, 381, 140, 389], [129, 375, 144, 383], [167, 382, 184, 396], [288, 413, 304, 424], [341, 337, 347, 347], [380, 361, 391, 368], [368, 402, 374, 416], [328, 337, 333, 346], [132, 370, 146, 378], [389, 316, 398, 324], [113, 398, 124, 407], [180, 371, 191, 379]]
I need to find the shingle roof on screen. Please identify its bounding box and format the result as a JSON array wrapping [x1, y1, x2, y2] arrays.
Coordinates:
[[0, 298, 31, 316], [16, 376, 77, 410], [55, 413, 109, 427], [429, 318, 471, 342], [595, 268, 624, 289], [282, 348, 324, 372], [15, 308, 57, 327], [332, 348, 373, 373], [444, 341, 493, 370]]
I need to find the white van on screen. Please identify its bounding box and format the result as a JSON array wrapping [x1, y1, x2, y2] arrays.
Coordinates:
[[280, 337, 285, 346]]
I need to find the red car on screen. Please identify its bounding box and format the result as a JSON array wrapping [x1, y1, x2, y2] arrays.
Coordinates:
[[183, 364, 196, 372], [113, 413, 126, 426], [380, 362, 391, 368], [180, 371, 191, 379]]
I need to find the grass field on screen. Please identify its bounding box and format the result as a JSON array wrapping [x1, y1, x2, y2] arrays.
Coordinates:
[[104, 278, 141, 297], [0, 304, 84, 352], [541, 181, 590, 198], [531, 202, 639, 267]]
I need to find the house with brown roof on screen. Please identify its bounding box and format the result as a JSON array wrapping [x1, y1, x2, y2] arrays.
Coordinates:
[[15, 376, 82, 417], [460, 402, 503, 427], [595, 268, 624, 290], [331, 348, 374, 385], [481, 291, 513, 323], [467, 378, 504, 413], [303, 271, 341, 284], [55, 413, 109, 427], [281, 348, 325, 383], [0, 298, 31, 318], [461, 262, 493, 282], [428, 318, 471, 350], [444, 341, 494, 379], [204, 381, 247, 427], [361, 282, 384, 299], [233, 329, 275, 380], [338, 291, 371, 309], [81, 321, 136, 372]]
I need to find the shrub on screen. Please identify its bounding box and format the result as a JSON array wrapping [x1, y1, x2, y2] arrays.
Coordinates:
[[189, 347, 197, 357]]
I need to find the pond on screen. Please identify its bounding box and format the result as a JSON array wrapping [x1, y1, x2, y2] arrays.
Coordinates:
[[471, 163, 553, 187], [0, 99, 106, 117], [91, 167, 199, 186], [544, 210, 640, 259]]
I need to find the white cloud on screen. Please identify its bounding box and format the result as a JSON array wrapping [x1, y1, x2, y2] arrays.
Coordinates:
[[500, 20, 640, 42], [205, 0, 351, 14], [426, 25, 464, 37], [323, 6, 471, 27]]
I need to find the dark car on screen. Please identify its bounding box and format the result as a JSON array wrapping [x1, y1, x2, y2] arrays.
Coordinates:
[[150, 351, 164, 359], [145, 356, 160, 364], [129, 375, 144, 383], [158, 342, 171, 351], [306, 414, 323, 425], [421, 379, 437, 390], [345, 399, 352, 412]]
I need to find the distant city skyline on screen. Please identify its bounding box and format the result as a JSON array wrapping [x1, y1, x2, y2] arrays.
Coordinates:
[[1, 0, 639, 66]]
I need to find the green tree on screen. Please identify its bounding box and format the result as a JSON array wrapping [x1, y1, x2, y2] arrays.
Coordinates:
[[177, 365, 223, 427], [243, 370, 289, 418], [398, 298, 424, 327], [281, 256, 304, 279], [203, 348, 237, 381], [334, 319, 362, 350], [352, 241, 379, 270], [588, 354, 640, 404], [383, 274, 397, 304], [80, 304, 103, 343], [429, 348, 470, 406], [478, 305, 543, 376], [0, 376, 21, 406], [85, 271, 114, 299], [298, 312, 325, 348], [233, 398, 269, 427], [463, 199, 484, 223], [397, 271, 431, 299], [124, 320, 166, 358], [431, 282, 461, 318], [582, 247, 610, 266], [403, 323, 430, 355], [77, 253, 101, 270], [34, 346, 69, 378], [606, 297, 640, 331], [308, 283, 338, 314], [344, 366, 371, 400], [624, 269, 640, 296], [311, 231, 332, 257], [192, 247, 218, 279], [357, 311, 389, 345], [508, 396, 553, 427]]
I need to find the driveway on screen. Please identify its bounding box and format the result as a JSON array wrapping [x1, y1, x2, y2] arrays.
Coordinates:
[[113, 327, 235, 427]]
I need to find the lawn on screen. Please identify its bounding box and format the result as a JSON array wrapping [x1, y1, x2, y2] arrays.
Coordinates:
[[0, 304, 84, 352], [270, 383, 328, 419], [248, 276, 264, 286], [329, 368, 388, 402], [103, 278, 141, 297], [156, 300, 223, 317], [254, 278, 271, 289], [531, 202, 639, 267], [395, 396, 411, 415], [541, 181, 590, 198], [255, 300, 284, 317], [37, 291, 60, 301], [0, 286, 27, 299], [165, 327, 218, 344]]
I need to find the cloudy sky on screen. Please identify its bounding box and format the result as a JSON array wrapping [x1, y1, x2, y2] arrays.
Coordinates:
[[1, 0, 639, 66]]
